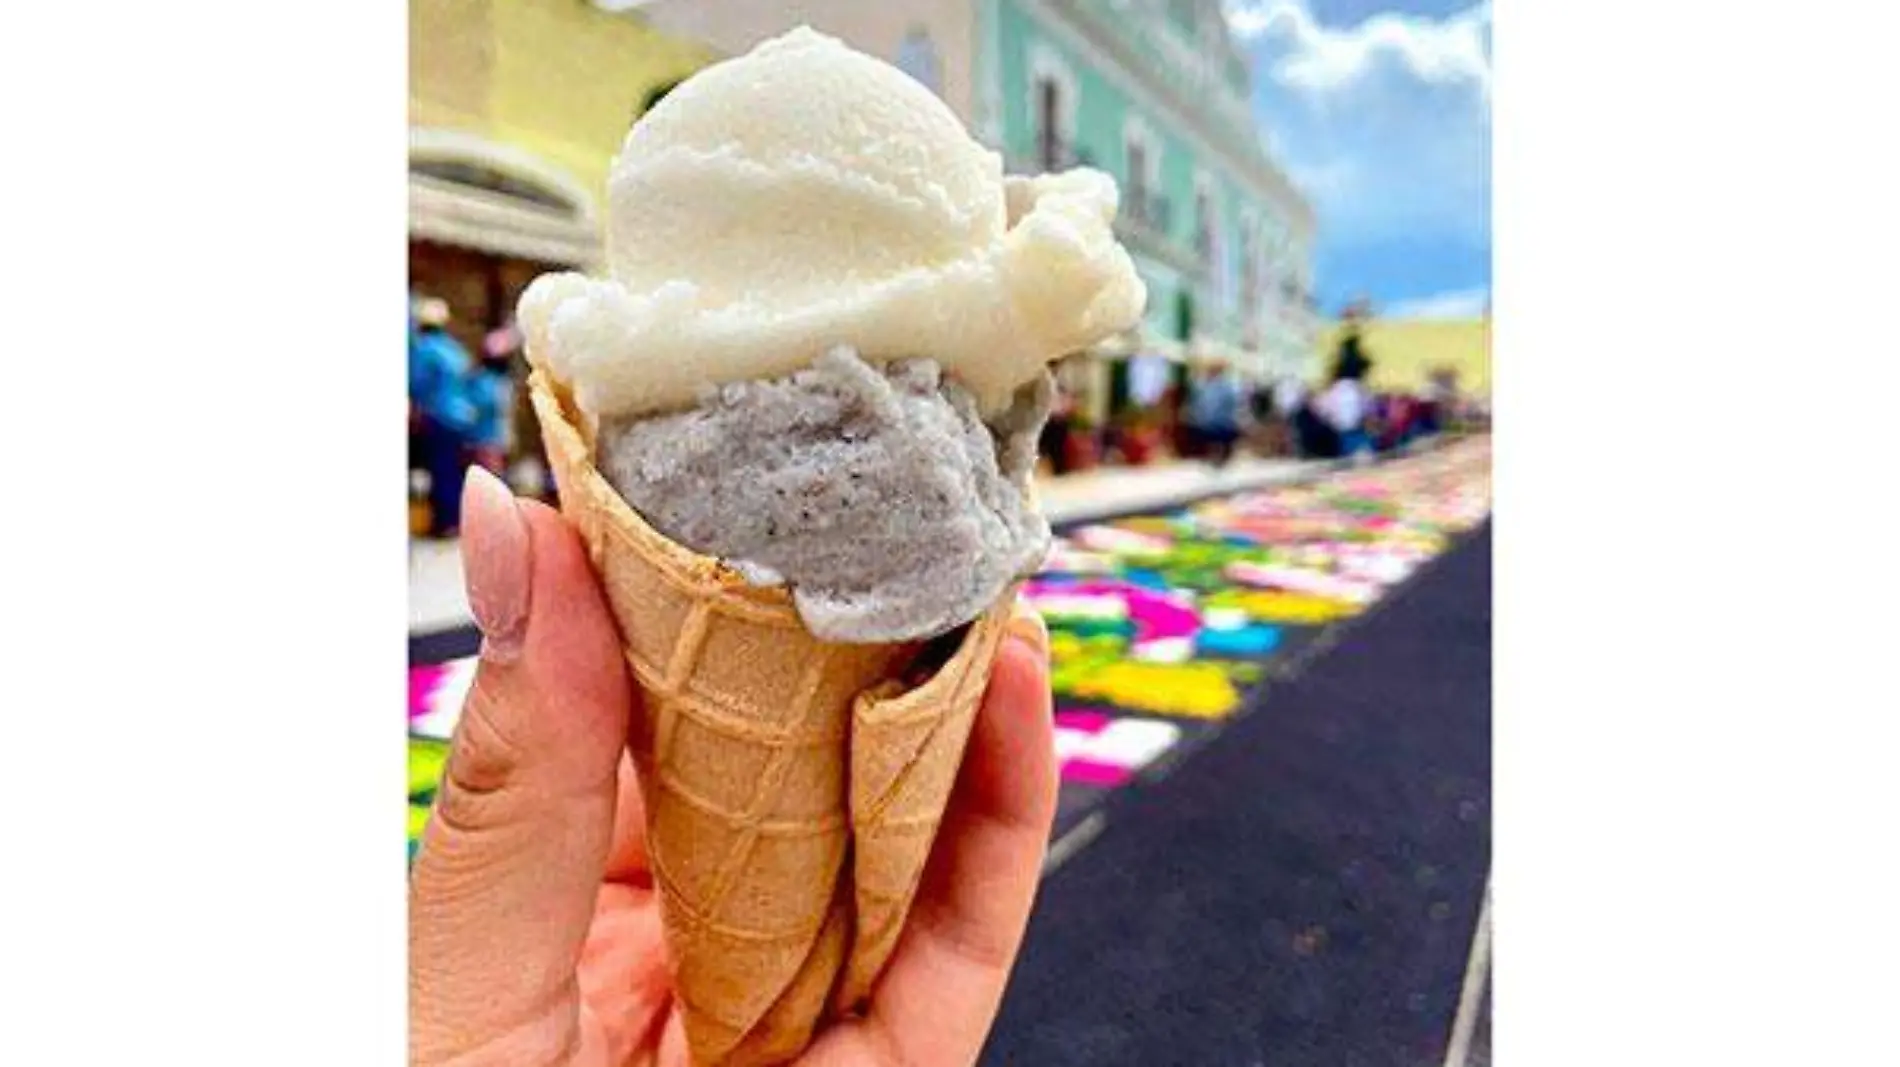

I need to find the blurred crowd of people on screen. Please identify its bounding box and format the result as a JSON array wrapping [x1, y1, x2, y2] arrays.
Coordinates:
[[408, 293, 1487, 540], [1266, 305, 1459, 465], [1065, 305, 1484, 476], [1181, 360, 1453, 470], [408, 296, 532, 538]]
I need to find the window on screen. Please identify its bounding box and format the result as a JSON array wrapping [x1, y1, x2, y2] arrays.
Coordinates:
[[1125, 137, 1148, 224], [1028, 46, 1078, 173], [1120, 117, 1164, 230], [1194, 176, 1233, 308], [1036, 77, 1062, 170], [1239, 222, 1258, 317], [1194, 187, 1213, 261]]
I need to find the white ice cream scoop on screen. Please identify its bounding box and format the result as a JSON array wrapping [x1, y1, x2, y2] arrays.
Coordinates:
[[519, 26, 1145, 421]]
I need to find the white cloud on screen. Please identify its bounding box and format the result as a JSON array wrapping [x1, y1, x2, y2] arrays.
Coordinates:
[[1225, 3, 1280, 40], [1225, 1, 1491, 97], [1284, 157, 1357, 202], [1380, 286, 1490, 320], [1222, 0, 1492, 291]]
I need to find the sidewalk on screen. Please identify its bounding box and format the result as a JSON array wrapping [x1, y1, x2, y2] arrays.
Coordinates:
[[409, 455, 1329, 635]]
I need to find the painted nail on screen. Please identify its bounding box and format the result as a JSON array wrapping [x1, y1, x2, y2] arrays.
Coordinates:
[[1006, 596, 1050, 657], [462, 466, 531, 665]]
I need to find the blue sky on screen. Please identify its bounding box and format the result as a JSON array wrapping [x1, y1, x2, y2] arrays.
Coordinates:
[[1224, 0, 1491, 319]]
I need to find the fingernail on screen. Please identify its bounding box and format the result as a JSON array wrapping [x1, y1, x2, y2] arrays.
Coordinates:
[[1006, 596, 1049, 657], [462, 466, 531, 665]]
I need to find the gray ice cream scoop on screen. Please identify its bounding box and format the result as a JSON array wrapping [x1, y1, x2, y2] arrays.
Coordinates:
[[596, 346, 1053, 643]]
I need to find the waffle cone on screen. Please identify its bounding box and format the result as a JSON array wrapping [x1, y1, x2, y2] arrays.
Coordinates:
[[529, 369, 1014, 1066]]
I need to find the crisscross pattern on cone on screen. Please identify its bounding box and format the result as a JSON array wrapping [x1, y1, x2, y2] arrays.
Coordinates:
[[529, 369, 1012, 1066]]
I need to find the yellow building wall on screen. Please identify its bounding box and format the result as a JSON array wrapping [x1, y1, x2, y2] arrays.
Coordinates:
[[409, 0, 715, 206], [409, 0, 492, 133], [1315, 319, 1491, 396]]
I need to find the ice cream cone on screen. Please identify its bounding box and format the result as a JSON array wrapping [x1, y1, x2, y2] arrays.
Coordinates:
[[528, 369, 1014, 1066]]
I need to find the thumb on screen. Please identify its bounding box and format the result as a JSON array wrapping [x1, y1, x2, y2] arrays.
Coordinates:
[[410, 467, 636, 1062]]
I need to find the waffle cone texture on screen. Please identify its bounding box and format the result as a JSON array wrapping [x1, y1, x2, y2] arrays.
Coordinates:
[[528, 369, 1014, 1066]]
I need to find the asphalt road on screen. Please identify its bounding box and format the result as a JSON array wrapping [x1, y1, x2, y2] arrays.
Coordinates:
[[985, 524, 1492, 1067]]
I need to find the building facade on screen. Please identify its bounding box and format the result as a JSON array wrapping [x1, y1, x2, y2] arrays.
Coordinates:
[[633, 0, 983, 126], [980, 0, 1318, 381], [640, 0, 1320, 407], [408, 0, 714, 355], [1318, 317, 1492, 398]]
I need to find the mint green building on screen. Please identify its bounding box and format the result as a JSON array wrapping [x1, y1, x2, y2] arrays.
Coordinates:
[[641, 0, 1320, 398], [972, 0, 1318, 387]]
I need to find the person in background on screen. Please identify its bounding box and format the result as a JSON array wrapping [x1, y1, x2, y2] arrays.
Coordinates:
[[1417, 366, 1454, 439], [1312, 374, 1371, 461], [1039, 371, 1076, 476], [1185, 359, 1244, 468], [1361, 391, 1383, 452], [1323, 300, 1377, 462], [1293, 395, 1340, 458], [1269, 373, 1308, 457], [494, 319, 556, 502], [1332, 298, 1374, 383], [1366, 391, 1396, 452], [1389, 391, 1424, 449], [1246, 375, 1276, 456], [466, 323, 518, 478], [410, 297, 479, 538], [1161, 377, 1189, 460], [408, 308, 426, 478]]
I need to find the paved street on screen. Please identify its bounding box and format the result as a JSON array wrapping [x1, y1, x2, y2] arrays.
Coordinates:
[[987, 524, 1491, 1066]]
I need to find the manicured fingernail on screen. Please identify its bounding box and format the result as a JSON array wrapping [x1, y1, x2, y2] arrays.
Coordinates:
[[1007, 596, 1049, 657], [462, 466, 531, 665]]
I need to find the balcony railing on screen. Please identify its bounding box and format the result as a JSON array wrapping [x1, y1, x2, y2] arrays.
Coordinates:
[[1010, 144, 1184, 245]]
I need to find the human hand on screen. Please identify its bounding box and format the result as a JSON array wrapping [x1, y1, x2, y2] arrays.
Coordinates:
[[410, 467, 1058, 1066]]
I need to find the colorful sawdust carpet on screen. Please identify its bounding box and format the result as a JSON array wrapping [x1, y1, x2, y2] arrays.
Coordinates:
[[408, 438, 1492, 856]]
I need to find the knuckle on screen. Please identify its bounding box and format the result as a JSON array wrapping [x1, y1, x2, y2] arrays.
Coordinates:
[[433, 676, 531, 838]]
